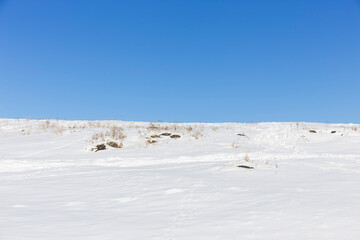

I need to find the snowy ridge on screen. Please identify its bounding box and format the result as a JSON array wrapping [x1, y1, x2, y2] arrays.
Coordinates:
[[0, 119, 360, 239]]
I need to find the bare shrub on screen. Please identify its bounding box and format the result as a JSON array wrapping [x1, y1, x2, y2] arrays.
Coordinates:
[[90, 127, 126, 147], [92, 133, 105, 142], [109, 126, 126, 140], [39, 120, 51, 132], [88, 121, 102, 128], [54, 126, 64, 136], [37, 120, 66, 135], [128, 123, 142, 129], [147, 122, 173, 132]]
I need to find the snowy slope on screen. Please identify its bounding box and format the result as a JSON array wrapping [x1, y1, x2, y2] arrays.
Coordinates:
[[0, 119, 359, 239]]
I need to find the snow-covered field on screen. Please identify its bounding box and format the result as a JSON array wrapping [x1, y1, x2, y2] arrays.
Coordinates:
[[0, 119, 359, 239]]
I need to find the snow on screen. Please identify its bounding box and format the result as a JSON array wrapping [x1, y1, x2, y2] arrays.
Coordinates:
[[0, 119, 359, 239]]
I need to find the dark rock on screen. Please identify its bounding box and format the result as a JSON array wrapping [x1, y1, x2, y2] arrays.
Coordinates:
[[309, 130, 317, 133], [95, 144, 106, 152], [237, 165, 254, 169], [161, 133, 172, 136], [331, 131, 336, 134], [170, 134, 181, 138], [107, 142, 122, 148], [147, 140, 157, 144], [237, 133, 246, 137], [151, 135, 161, 138]]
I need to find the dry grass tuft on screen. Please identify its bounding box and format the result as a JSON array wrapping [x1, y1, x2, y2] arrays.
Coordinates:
[[231, 142, 240, 149], [211, 126, 219, 131], [186, 126, 193, 132], [147, 122, 173, 132], [193, 131, 203, 139], [244, 154, 249, 162]]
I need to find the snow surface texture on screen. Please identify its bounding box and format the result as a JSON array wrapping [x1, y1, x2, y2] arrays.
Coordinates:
[[0, 119, 359, 240]]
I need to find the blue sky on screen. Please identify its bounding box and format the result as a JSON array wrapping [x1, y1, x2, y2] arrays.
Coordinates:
[[0, 0, 359, 123]]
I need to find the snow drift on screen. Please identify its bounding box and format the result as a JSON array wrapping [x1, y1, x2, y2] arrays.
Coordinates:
[[0, 119, 359, 239]]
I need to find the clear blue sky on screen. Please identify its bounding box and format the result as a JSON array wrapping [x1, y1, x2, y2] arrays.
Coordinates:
[[1, 0, 359, 123]]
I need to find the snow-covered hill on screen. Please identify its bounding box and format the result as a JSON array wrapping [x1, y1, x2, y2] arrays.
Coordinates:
[[1, 119, 359, 239]]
